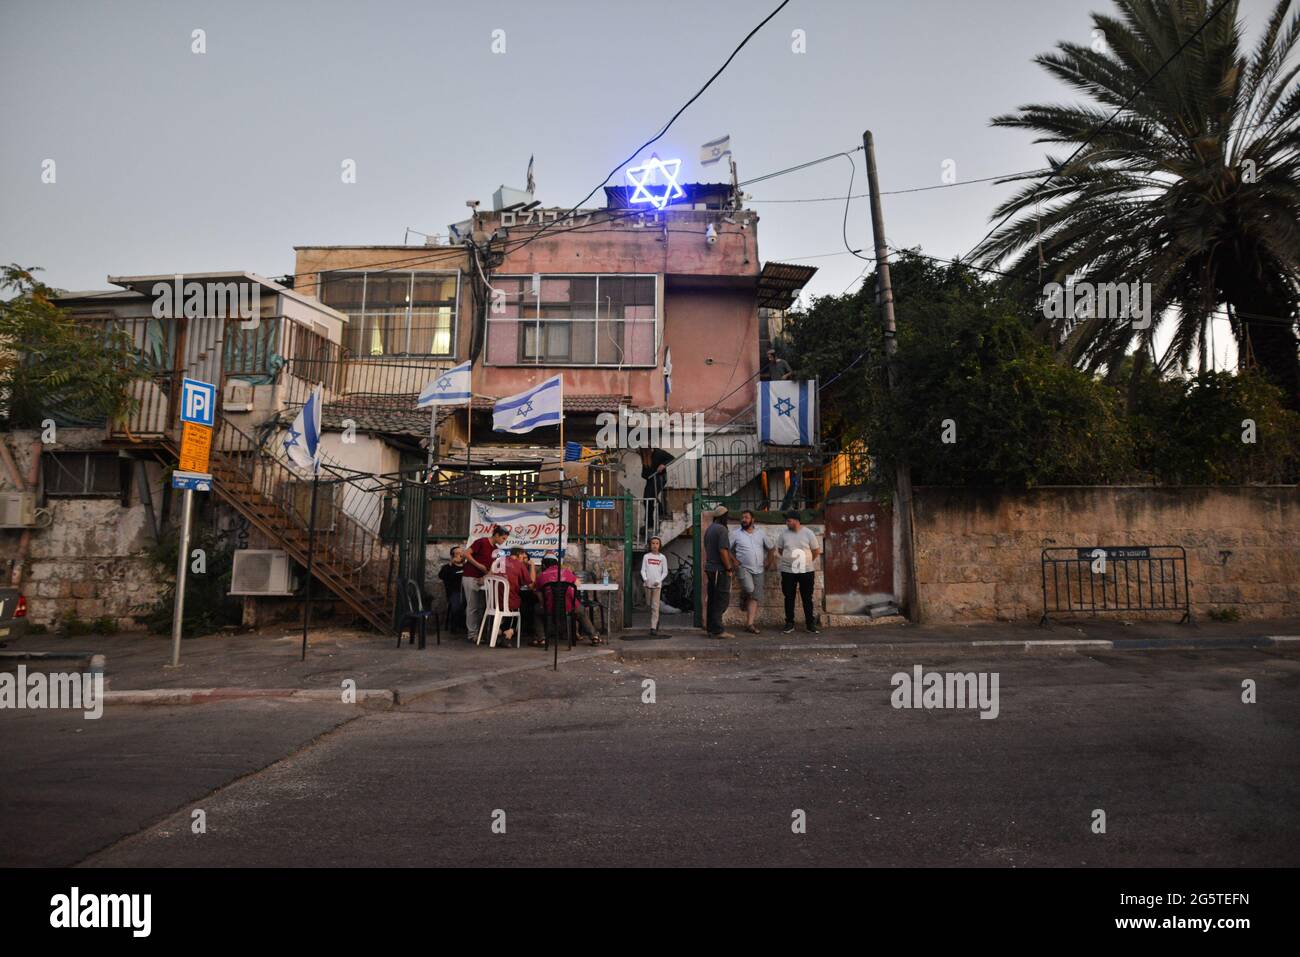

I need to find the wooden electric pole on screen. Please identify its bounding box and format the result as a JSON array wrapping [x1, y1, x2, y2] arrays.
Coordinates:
[[863, 130, 921, 622]]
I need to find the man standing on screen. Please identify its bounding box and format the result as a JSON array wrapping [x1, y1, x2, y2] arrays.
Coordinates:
[[762, 348, 793, 381], [777, 511, 820, 635], [639, 447, 674, 533], [463, 524, 509, 641], [729, 510, 773, 634], [702, 507, 735, 639]]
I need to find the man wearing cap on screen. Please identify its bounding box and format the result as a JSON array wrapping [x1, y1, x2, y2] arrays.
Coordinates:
[[701, 506, 735, 638], [778, 511, 821, 635]]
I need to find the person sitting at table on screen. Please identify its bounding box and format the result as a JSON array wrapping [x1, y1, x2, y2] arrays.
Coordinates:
[[497, 547, 534, 648], [533, 557, 601, 646]]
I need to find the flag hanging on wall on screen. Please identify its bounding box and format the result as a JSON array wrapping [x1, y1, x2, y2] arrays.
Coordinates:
[[663, 347, 673, 401], [284, 384, 323, 473], [758, 379, 817, 446], [493, 375, 562, 434], [417, 361, 472, 407]]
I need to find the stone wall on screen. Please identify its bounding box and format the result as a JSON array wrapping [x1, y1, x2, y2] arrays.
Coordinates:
[[913, 486, 1299, 622], [2, 429, 166, 630]]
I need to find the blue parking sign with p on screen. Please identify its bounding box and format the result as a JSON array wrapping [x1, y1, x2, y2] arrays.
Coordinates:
[[180, 378, 216, 427]]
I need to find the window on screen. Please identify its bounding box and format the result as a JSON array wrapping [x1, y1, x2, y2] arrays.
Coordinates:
[[44, 452, 121, 497], [486, 274, 657, 367], [319, 271, 459, 358]]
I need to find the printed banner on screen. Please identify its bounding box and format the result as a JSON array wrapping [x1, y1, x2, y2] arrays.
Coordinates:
[[468, 499, 569, 559]]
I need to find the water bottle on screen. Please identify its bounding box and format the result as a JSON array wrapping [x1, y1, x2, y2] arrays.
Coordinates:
[[602, 569, 610, 585]]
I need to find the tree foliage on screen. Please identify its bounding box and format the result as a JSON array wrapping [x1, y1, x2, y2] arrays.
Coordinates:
[[974, 0, 1300, 405], [0, 264, 138, 428], [784, 251, 1300, 488]]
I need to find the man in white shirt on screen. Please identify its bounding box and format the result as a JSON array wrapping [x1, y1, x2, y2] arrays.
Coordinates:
[[777, 511, 821, 635], [729, 510, 773, 634]]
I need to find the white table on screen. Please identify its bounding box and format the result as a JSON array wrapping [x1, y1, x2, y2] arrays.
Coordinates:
[[578, 582, 619, 637]]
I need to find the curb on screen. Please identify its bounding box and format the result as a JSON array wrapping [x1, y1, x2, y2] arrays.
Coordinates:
[[104, 688, 396, 710], [614, 634, 1300, 661]]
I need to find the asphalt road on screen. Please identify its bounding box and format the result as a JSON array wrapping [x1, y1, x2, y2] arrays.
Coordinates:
[[2, 648, 1297, 866]]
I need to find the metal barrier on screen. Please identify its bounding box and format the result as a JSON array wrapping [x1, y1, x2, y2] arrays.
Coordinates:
[[1040, 546, 1191, 623]]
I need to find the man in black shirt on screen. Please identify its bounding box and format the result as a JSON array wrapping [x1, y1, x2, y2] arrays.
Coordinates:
[[437, 546, 468, 634], [640, 447, 674, 533], [702, 507, 735, 638]]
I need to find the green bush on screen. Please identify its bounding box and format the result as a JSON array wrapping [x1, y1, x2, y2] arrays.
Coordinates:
[[144, 521, 242, 637]]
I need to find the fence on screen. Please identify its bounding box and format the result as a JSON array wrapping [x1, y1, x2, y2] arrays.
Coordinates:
[[1040, 546, 1191, 623]]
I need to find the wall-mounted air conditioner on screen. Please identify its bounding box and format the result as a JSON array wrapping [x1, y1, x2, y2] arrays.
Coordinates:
[[229, 549, 297, 596], [0, 491, 38, 528]]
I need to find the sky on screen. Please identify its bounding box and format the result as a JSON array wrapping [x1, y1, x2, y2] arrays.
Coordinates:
[[1, 0, 1280, 369]]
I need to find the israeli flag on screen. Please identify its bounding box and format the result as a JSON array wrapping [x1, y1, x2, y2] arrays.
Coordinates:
[[417, 361, 472, 407], [700, 134, 732, 166], [493, 375, 562, 434], [758, 379, 816, 446], [284, 384, 323, 473]]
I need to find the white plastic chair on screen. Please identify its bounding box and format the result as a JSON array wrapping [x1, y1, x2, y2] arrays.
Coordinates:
[[475, 574, 519, 648]]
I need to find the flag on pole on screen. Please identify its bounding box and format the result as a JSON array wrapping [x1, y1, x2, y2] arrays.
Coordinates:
[[700, 134, 732, 166], [417, 360, 472, 407], [526, 155, 536, 194], [284, 384, 323, 473], [663, 347, 673, 402], [493, 375, 563, 434], [758, 379, 817, 446]]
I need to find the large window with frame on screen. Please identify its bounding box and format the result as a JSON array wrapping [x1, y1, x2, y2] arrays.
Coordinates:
[[486, 274, 657, 367], [319, 270, 459, 358]]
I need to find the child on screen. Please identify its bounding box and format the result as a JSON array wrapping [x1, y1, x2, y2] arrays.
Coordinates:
[[640, 537, 668, 635]]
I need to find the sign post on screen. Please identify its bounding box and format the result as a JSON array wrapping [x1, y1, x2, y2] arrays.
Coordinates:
[[169, 377, 216, 667]]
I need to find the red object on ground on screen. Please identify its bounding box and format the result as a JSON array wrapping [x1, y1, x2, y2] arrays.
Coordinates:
[[13, 594, 26, 617]]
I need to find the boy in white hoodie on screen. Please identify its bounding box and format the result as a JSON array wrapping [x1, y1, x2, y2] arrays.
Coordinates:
[[640, 536, 668, 635]]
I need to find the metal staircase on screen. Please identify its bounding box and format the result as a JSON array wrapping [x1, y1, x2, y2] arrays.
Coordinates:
[[160, 418, 396, 632]]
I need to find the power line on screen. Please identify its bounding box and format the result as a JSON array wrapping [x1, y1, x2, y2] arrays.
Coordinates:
[[750, 168, 1050, 203], [505, 0, 791, 258]]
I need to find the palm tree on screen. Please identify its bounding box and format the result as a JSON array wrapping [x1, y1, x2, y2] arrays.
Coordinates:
[[975, 0, 1300, 405]]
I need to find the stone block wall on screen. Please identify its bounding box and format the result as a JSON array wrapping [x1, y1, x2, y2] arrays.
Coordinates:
[[913, 486, 1299, 622]]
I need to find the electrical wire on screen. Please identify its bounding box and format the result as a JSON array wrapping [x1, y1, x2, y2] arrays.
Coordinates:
[[505, 0, 791, 259]]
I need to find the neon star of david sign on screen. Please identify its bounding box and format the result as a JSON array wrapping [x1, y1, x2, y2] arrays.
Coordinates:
[[626, 155, 686, 209]]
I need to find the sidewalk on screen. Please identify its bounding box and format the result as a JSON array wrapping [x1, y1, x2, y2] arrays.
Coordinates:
[[0, 627, 613, 708], [611, 616, 1300, 660], [4, 617, 1296, 707]]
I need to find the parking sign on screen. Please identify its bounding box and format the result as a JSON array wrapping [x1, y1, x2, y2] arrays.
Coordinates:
[[180, 377, 216, 427]]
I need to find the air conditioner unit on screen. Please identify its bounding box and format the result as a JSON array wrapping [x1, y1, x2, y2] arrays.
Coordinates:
[[229, 549, 297, 596], [0, 491, 37, 528]]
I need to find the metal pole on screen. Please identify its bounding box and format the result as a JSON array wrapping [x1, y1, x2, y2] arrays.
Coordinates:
[[169, 488, 194, 666], [300, 472, 319, 661], [863, 130, 921, 623]]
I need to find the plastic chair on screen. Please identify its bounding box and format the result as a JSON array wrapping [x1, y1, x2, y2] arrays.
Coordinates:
[[541, 579, 577, 671], [397, 579, 439, 649], [475, 574, 519, 648]]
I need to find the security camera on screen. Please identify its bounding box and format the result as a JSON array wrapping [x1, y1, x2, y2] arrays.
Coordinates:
[[705, 223, 718, 245], [465, 200, 481, 209]]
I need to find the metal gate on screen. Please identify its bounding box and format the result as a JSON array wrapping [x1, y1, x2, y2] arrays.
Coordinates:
[[823, 500, 894, 614], [1040, 546, 1191, 623]]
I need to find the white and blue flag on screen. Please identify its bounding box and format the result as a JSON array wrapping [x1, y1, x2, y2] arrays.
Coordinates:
[[417, 361, 472, 407], [758, 379, 817, 446], [284, 383, 323, 473], [493, 375, 563, 434]]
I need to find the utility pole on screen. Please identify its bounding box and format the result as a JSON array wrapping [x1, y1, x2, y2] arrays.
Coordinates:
[[863, 130, 921, 623]]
